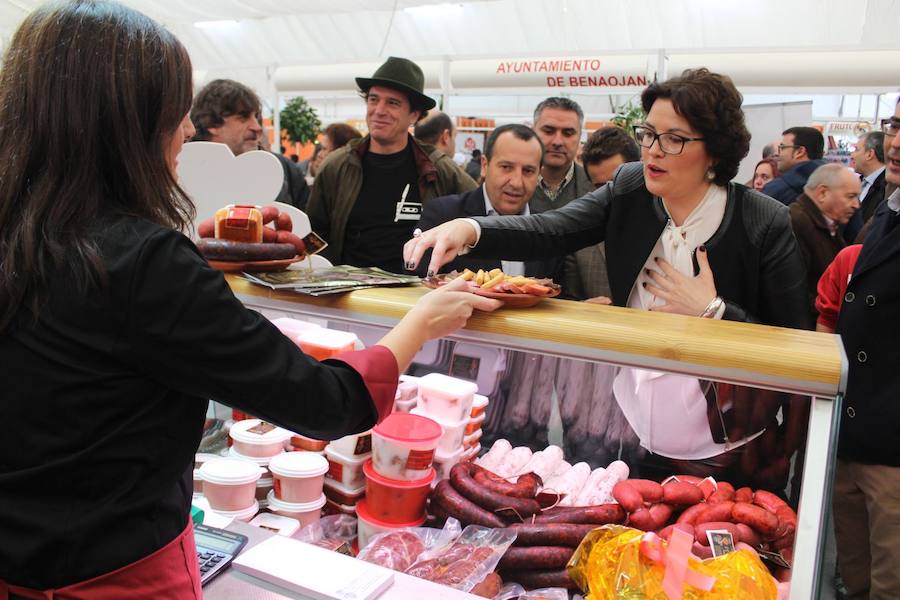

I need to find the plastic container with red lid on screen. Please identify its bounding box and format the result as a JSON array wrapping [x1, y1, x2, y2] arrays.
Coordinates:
[[470, 394, 489, 419], [355, 500, 426, 550], [363, 460, 434, 525], [372, 413, 442, 481], [295, 329, 359, 361]]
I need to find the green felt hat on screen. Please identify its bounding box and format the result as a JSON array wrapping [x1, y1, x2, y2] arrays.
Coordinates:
[[355, 56, 436, 111]]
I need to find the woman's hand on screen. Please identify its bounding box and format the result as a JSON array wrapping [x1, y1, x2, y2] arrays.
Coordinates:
[[585, 296, 612, 305], [644, 246, 718, 316], [377, 277, 502, 372], [402, 219, 479, 277]]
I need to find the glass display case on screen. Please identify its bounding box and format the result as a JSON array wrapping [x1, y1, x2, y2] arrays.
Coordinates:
[[226, 274, 846, 599]]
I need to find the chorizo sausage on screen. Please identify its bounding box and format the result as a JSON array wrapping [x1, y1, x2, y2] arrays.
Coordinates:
[[450, 463, 541, 519], [471, 464, 541, 499], [649, 504, 674, 528], [707, 481, 735, 504], [497, 546, 573, 570], [275, 212, 293, 231], [734, 487, 754, 503], [659, 523, 695, 541], [753, 489, 789, 513], [196, 239, 297, 261], [663, 481, 704, 506], [631, 479, 664, 503], [507, 523, 597, 547], [612, 481, 643, 512], [197, 218, 215, 238], [499, 569, 577, 590], [431, 479, 506, 528], [260, 205, 279, 224], [628, 507, 656, 531], [695, 501, 735, 524], [731, 502, 779, 538], [531, 504, 625, 525], [734, 523, 762, 547], [676, 503, 707, 526], [694, 521, 740, 546], [274, 230, 306, 256]]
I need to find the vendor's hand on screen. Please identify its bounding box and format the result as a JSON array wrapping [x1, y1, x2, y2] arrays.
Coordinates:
[[644, 246, 717, 317], [406, 276, 502, 341], [403, 219, 479, 277], [585, 296, 612, 305]]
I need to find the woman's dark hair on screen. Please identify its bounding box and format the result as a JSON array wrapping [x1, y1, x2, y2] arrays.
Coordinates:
[[0, 0, 194, 330], [324, 123, 363, 150], [641, 68, 750, 186]]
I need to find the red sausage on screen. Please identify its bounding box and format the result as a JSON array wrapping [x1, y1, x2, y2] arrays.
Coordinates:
[[698, 479, 717, 500], [663, 481, 704, 506], [471, 465, 541, 499], [731, 502, 779, 538], [450, 463, 541, 519], [659, 523, 695, 541], [631, 479, 664, 503], [497, 546, 573, 570], [650, 504, 674, 528], [628, 507, 657, 531], [707, 482, 735, 504], [262, 227, 277, 243], [753, 489, 789, 514], [531, 504, 625, 525], [695, 501, 735, 524], [694, 521, 740, 546], [196, 239, 296, 261], [676, 503, 707, 526], [260, 205, 279, 224], [275, 212, 293, 231], [613, 481, 643, 512], [734, 487, 754, 503], [734, 523, 762, 547], [432, 479, 506, 528], [508, 523, 597, 547], [773, 533, 795, 551], [274, 230, 306, 256], [775, 505, 797, 535], [197, 218, 215, 238], [692, 541, 713, 559], [499, 569, 577, 590]]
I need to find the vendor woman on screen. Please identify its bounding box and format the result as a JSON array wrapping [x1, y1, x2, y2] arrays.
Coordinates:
[[405, 69, 811, 485], [0, 2, 499, 597]]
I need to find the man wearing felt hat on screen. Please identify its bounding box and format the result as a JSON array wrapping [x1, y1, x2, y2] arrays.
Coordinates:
[[307, 57, 476, 273]]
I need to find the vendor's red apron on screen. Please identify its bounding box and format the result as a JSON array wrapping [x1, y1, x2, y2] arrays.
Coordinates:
[[0, 521, 201, 600]]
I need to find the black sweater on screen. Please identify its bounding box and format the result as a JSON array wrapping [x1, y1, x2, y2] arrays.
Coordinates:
[[0, 217, 381, 588]]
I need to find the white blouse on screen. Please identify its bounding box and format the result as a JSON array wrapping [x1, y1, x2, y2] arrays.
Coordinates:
[[613, 184, 764, 460]]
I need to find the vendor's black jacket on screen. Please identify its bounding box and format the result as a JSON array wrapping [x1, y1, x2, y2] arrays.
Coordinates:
[[836, 200, 900, 466], [0, 217, 381, 589], [470, 162, 811, 329]]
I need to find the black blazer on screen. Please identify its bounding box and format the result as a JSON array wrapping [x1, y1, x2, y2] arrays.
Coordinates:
[[837, 199, 900, 466], [417, 186, 560, 279], [469, 162, 811, 330], [844, 169, 887, 242]]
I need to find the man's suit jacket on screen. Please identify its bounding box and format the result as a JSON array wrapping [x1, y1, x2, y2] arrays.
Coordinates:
[[844, 169, 887, 242], [416, 186, 559, 279]]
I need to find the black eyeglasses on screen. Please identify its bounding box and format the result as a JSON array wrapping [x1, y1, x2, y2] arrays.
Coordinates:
[[632, 125, 704, 155], [777, 144, 800, 154], [882, 118, 900, 137]]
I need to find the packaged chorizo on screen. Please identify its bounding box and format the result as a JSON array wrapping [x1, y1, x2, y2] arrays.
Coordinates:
[[356, 517, 462, 572]]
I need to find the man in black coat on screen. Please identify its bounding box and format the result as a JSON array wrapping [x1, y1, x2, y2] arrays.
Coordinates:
[[845, 130, 887, 242], [416, 124, 558, 279], [832, 101, 900, 599], [763, 126, 827, 205]]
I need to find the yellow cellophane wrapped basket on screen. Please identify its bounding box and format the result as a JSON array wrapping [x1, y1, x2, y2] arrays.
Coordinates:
[[567, 525, 777, 600]]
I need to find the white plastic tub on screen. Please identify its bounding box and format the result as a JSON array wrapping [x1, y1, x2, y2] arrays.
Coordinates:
[[433, 446, 465, 481], [411, 407, 467, 455], [249, 512, 301, 537], [416, 373, 478, 422], [393, 397, 417, 413], [323, 478, 366, 507], [269, 451, 328, 504], [295, 329, 359, 361], [371, 413, 442, 481], [465, 412, 486, 435], [324, 446, 368, 490], [208, 499, 259, 523], [463, 429, 483, 450], [229, 419, 293, 458], [194, 453, 223, 493], [199, 458, 264, 512], [470, 394, 489, 419], [328, 430, 372, 458], [267, 490, 326, 528], [462, 443, 482, 462]]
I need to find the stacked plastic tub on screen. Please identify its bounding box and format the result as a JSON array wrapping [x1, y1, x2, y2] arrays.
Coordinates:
[[323, 430, 372, 516], [356, 413, 442, 548], [266, 450, 329, 528], [463, 394, 489, 461], [222, 418, 295, 513], [410, 373, 479, 481]]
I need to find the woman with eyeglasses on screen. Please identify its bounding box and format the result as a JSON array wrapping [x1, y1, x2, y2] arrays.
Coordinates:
[[404, 68, 810, 486]]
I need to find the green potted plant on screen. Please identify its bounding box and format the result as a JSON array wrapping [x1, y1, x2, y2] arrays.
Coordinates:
[[610, 101, 646, 139], [280, 96, 321, 145]]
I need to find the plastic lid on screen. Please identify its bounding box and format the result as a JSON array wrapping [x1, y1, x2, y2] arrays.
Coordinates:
[[324, 445, 370, 466], [269, 451, 329, 479], [355, 499, 426, 529], [270, 317, 322, 335], [469, 412, 486, 425], [229, 419, 293, 446], [228, 446, 277, 466], [410, 406, 467, 428], [435, 445, 465, 462], [266, 489, 327, 513], [295, 328, 359, 350], [209, 499, 259, 520], [249, 512, 300, 536], [323, 477, 366, 498], [472, 395, 489, 409], [195, 452, 224, 466], [363, 459, 434, 488], [373, 413, 442, 444], [418, 373, 478, 396], [199, 458, 264, 485]]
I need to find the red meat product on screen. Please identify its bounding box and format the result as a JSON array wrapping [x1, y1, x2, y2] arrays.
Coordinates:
[[260, 206, 279, 224], [197, 218, 215, 238], [649, 504, 674, 527], [707, 482, 735, 504], [734, 487, 754, 503], [692, 542, 713, 559], [470, 573, 502, 598], [676, 503, 707, 526], [731, 502, 780, 538], [695, 501, 735, 524], [628, 507, 656, 531], [471, 465, 541, 499], [432, 480, 506, 528], [663, 481, 704, 506], [753, 489, 789, 513], [359, 531, 426, 571], [531, 504, 625, 525], [275, 212, 293, 231], [196, 239, 296, 261], [450, 463, 541, 519], [694, 521, 741, 546], [274, 230, 306, 256], [659, 523, 695, 541], [734, 523, 762, 547], [612, 481, 643, 512], [507, 523, 597, 547], [499, 569, 577, 590], [498, 546, 573, 570]]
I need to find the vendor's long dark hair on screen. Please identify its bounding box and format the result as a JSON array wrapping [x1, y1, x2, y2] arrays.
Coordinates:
[[0, 0, 194, 330]]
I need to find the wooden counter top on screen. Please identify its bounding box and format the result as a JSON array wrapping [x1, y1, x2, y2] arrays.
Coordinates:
[[228, 275, 845, 399]]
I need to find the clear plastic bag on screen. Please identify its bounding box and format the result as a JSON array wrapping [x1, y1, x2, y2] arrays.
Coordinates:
[[492, 583, 570, 600], [357, 517, 462, 572], [405, 524, 517, 593], [294, 514, 358, 554]]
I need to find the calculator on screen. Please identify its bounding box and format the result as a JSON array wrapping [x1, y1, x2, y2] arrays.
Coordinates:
[[193, 523, 249, 586]]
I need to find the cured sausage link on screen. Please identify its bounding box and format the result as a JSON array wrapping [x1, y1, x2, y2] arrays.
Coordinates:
[[450, 463, 541, 519]]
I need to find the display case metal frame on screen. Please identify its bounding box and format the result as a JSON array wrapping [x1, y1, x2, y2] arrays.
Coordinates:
[[229, 276, 846, 599]]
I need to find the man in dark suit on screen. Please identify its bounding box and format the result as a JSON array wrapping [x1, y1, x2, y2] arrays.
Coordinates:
[[832, 101, 900, 599], [845, 131, 886, 241], [416, 123, 557, 279], [789, 163, 860, 322], [763, 126, 827, 205]]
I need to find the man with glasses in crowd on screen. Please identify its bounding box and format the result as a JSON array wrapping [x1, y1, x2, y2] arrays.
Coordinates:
[[307, 57, 475, 274], [831, 100, 900, 600], [763, 126, 827, 205], [845, 131, 887, 242]]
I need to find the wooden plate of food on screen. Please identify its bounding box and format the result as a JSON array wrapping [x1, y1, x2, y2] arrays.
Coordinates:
[[423, 269, 561, 307]]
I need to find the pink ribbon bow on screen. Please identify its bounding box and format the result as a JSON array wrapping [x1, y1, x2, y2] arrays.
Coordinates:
[[640, 529, 716, 599]]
